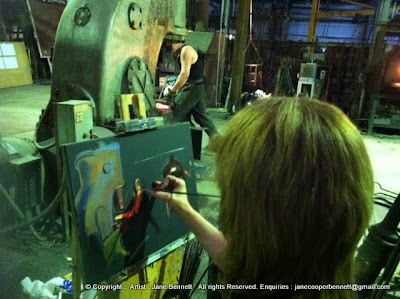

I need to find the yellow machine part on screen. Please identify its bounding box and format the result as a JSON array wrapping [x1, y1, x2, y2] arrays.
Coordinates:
[[97, 245, 185, 299], [135, 93, 147, 119], [117, 93, 147, 121]]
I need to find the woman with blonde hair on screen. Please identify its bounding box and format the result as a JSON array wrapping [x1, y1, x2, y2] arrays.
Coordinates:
[[151, 97, 374, 298]]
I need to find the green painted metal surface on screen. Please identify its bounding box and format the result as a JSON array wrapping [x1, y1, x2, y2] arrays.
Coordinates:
[[37, 0, 185, 141]]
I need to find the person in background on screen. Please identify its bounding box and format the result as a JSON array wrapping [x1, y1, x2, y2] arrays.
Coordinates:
[[151, 97, 374, 298], [163, 38, 218, 137]]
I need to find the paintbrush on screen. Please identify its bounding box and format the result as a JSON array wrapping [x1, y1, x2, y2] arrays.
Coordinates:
[[142, 188, 221, 198]]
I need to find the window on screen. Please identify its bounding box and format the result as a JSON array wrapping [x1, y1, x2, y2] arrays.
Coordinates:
[[0, 43, 19, 70]]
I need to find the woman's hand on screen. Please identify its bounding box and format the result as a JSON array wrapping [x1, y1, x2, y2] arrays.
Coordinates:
[[150, 175, 192, 214], [150, 175, 228, 270]]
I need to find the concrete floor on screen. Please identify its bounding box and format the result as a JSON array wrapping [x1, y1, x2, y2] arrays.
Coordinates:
[[0, 84, 400, 298]]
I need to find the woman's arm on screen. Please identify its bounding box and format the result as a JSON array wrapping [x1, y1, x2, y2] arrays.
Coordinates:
[[150, 175, 227, 269]]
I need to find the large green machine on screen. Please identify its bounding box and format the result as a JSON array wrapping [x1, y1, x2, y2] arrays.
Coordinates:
[[37, 0, 186, 140]]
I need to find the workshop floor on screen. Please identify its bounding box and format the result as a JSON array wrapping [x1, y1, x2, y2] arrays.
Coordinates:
[[0, 83, 400, 299]]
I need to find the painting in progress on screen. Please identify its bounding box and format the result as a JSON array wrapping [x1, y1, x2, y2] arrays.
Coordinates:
[[62, 123, 198, 283]]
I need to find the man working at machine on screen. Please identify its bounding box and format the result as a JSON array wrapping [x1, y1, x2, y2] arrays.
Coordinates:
[[163, 37, 218, 137]]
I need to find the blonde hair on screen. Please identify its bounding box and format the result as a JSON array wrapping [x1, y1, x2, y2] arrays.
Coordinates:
[[210, 97, 373, 298]]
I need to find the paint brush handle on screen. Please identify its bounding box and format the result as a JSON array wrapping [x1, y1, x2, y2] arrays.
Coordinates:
[[143, 188, 221, 198]]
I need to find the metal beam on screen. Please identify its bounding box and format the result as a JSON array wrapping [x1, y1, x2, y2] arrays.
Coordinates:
[[195, 0, 210, 31], [307, 0, 320, 43], [367, 0, 392, 77], [317, 9, 375, 18], [229, 0, 251, 113], [340, 0, 375, 10], [306, 0, 375, 49]]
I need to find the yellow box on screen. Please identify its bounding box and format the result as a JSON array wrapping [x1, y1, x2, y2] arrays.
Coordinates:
[[134, 93, 147, 119], [116, 94, 147, 120], [116, 94, 133, 121]]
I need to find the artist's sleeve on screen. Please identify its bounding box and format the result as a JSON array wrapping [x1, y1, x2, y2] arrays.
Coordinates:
[[179, 206, 228, 270], [170, 46, 193, 93]]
